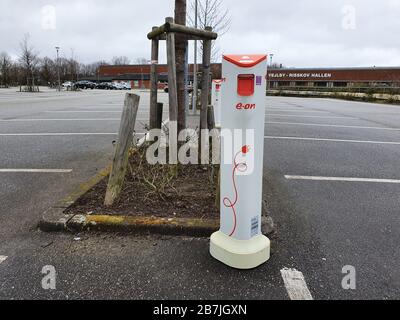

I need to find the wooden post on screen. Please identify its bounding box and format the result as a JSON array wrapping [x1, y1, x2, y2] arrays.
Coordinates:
[[150, 27, 159, 130], [175, 0, 188, 133], [200, 27, 212, 132], [166, 17, 179, 165], [199, 27, 213, 160], [207, 105, 215, 130], [156, 102, 164, 129], [166, 17, 178, 124], [104, 93, 140, 206]]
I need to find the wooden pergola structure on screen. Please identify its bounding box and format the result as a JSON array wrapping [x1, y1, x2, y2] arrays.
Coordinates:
[[147, 17, 218, 132]]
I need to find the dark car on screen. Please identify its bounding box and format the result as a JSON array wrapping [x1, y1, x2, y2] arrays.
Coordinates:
[[95, 82, 113, 90], [75, 80, 96, 89], [164, 84, 193, 93]]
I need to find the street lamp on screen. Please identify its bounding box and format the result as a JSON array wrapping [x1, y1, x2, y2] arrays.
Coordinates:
[[55, 46, 61, 91]]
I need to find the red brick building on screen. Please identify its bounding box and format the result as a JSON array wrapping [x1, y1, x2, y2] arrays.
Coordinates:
[[267, 67, 400, 88], [98, 64, 222, 89], [96, 65, 400, 89]]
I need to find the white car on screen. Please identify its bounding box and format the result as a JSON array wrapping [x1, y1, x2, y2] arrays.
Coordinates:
[[121, 82, 131, 90], [111, 83, 123, 90], [112, 82, 131, 90], [62, 81, 73, 89]]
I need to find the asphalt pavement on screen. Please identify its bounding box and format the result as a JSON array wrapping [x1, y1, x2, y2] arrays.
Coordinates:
[[0, 88, 399, 300]]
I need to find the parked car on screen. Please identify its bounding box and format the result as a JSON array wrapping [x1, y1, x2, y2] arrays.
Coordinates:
[[111, 83, 124, 90], [95, 82, 113, 90], [62, 81, 73, 89], [164, 84, 193, 93], [74, 80, 96, 90], [120, 82, 131, 90]]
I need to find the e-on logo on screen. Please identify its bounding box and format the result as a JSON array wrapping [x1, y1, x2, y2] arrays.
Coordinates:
[[236, 103, 256, 110]]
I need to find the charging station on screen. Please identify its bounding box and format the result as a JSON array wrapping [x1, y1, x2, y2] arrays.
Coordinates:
[[212, 79, 223, 128], [210, 54, 270, 269]]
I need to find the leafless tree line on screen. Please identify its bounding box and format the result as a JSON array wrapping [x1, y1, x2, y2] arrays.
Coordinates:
[[0, 34, 139, 89]]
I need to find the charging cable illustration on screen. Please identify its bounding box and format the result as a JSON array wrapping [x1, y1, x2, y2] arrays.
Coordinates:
[[223, 145, 251, 237]]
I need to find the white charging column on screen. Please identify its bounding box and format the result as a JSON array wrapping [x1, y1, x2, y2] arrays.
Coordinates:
[[210, 54, 270, 269], [211, 79, 223, 128]]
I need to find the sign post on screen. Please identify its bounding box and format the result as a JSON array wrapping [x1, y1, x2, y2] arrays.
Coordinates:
[[210, 54, 270, 269]]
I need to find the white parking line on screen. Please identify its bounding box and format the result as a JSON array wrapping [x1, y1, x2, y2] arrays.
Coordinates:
[[0, 133, 117, 136], [281, 268, 313, 300], [266, 114, 354, 119], [0, 169, 73, 173], [0, 118, 120, 122], [0, 132, 146, 137], [45, 111, 121, 113], [266, 121, 400, 132], [264, 136, 400, 145], [285, 175, 400, 184], [265, 110, 329, 113], [0, 256, 7, 264]]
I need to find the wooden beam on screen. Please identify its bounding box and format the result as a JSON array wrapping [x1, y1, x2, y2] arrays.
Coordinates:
[[166, 22, 218, 40], [147, 21, 218, 40], [147, 24, 166, 40], [149, 26, 159, 130], [104, 93, 140, 207], [156, 34, 211, 41]]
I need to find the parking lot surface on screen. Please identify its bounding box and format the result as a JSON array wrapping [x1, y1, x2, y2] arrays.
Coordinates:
[[0, 89, 399, 299]]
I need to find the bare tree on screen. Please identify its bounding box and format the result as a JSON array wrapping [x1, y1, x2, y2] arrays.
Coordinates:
[[175, 0, 188, 132], [39, 57, 56, 86], [0, 52, 13, 87], [134, 57, 149, 65], [19, 34, 39, 91], [112, 56, 131, 65], [79, 60, 109, 82], [188, 0, 231, 62]]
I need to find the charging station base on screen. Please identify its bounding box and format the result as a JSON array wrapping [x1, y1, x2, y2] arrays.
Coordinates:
[[210, 231, 270, 270]]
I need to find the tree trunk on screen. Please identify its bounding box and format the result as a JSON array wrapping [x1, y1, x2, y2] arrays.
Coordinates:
[[175, 0, 187, 133]]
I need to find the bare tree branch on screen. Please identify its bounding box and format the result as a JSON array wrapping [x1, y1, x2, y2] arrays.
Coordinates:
[[112, 56, 131, 65], [188, 0, 231, 62]]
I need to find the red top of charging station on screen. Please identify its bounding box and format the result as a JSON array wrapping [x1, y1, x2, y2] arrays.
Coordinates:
[[223, 55, 267, 68]]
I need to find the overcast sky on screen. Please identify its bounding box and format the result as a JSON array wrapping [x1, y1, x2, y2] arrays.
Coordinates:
[[1, 0, 400, 67]]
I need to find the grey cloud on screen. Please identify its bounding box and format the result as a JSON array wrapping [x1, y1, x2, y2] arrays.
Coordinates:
[[0, 0, 399, 67]]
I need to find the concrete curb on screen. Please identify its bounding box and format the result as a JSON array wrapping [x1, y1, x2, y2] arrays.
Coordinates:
[[39, 165, 111, 232], [39, 165, 276, 238], [68, 215, 220, 237]]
